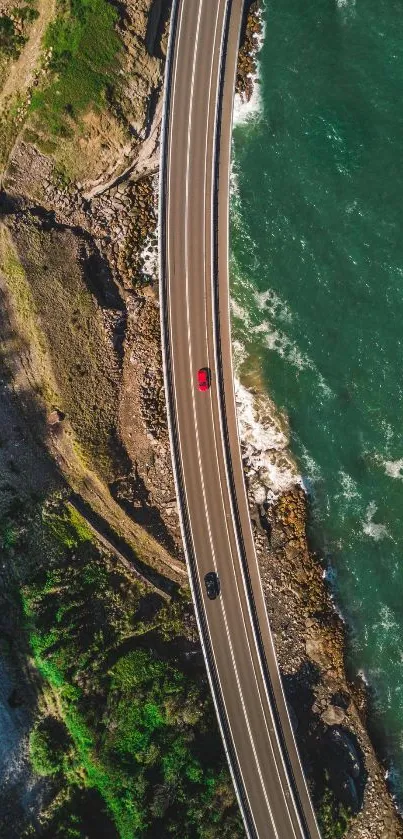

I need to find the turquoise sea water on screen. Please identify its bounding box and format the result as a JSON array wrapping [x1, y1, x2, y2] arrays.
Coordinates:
[[231, 0, 403, 798]]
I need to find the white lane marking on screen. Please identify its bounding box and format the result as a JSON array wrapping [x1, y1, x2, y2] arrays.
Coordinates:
[[162, 2, 257, 836], [207, 1, 319, 834], [162, 0, 318, 834], [198, 5, 300, 836], [182, 3, 278, 835]]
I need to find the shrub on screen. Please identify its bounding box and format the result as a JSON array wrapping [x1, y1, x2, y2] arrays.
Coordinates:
[[20, 499, 243, 837], [0, 15, 26, 58], [317, 786, 350, 839], [30, 716, 71, 776]]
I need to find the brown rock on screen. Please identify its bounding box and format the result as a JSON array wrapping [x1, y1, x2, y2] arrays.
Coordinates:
[[47, 409, 65, 426], [321, 704, 346, 727]]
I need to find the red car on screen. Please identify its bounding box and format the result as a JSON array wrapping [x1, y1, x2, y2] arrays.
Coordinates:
[[197, 367, 211, 392]]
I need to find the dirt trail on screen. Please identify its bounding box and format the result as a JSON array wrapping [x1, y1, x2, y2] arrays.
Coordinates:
[[0, 0, 55, 110]]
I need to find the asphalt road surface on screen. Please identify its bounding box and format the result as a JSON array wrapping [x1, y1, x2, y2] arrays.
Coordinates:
[[159, 1, 322, 837]]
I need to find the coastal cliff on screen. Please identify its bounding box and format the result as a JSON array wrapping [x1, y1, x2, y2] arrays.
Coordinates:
[[0, 0, 401, 836]]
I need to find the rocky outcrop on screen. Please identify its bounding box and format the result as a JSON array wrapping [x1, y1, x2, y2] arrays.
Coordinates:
[[251, 485, 403, 838], [236, 0, 263, 103]]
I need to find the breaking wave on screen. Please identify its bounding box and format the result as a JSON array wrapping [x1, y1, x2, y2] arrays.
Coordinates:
[[235, 374, 302, 503], [383, 458, 403, 481], [362, 501, 390, 542]]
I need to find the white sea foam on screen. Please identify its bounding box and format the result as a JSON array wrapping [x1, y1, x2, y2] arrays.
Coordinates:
[[383, 457, 403, 480], [230, 297, 253, 329], [338, 470, 360, 502], [141, 234, 158, 281], [357, 668, 370, 687], [336, 0, 357, 25], [372, 605, 400, 657], [362, 501, 390, 541], [233, 78, 262, 125], [381, 419, 395, 448], [234, 377, 302, 503], [229, 10, 305, 502], [232, 339, 248, 371], [376, 604, 399, 636], [317, 372, 333, 399], [253, 288, 293, 324], [253, 319, 313, 371], [299, 447, 322, 494]]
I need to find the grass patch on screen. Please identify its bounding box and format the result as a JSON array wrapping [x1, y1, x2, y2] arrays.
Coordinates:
[[3, 220, 122, 476], [30, 0, 122, 137], [5, 498, 243, 838], [44, 502, 94, 548], [0, 104, 21, 171], [0, 222, 59, 406], [0, 222, 35, 316]]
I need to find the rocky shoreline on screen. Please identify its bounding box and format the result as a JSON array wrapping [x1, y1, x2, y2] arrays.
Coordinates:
[[0, 0, 402, 836]]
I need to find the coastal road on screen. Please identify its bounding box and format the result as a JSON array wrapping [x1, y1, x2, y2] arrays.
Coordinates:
[[159, 1, 322, 837]]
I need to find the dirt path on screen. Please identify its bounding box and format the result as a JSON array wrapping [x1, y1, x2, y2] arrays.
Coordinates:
[[0, 0, 55, 111]]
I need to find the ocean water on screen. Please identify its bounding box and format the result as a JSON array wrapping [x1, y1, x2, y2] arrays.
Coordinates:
[[230, 0, 403, 798]]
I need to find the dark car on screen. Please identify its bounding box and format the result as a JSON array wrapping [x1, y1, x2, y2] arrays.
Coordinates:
[[204, 571, 220, 600], [197, 367, 211, 392]]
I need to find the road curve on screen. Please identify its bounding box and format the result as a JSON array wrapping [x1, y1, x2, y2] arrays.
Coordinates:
[[159, 1, 322, 837]]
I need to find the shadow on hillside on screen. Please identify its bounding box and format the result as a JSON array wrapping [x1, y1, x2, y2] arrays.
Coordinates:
[[70, 492, 181, 598], [283, 662, 367, 816], [104, 629, 204, 676], [0, 202, 182, 588]]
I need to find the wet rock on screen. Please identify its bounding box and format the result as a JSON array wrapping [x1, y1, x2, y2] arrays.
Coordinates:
[[331, 689, 351, 711], [334, 771, 360, 811], [326, 727, 362, 779], [236, 0, 262, 101]]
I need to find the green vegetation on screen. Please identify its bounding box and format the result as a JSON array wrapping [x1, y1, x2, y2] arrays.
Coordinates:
[[30, 0, 122, 136], [0, 2, 39, 60], [44, 501, 94, 547], [0, 14, 26, 59], [1, 222, 121, 476], [30, 716, 72, 776], [0, 222, 56, 397], [317, 786, 350, 839], [3, 497, 243, 838]]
